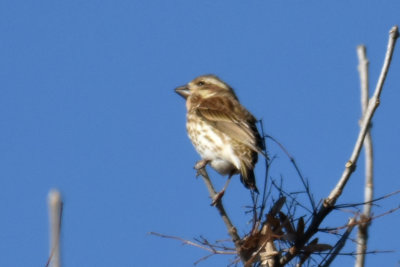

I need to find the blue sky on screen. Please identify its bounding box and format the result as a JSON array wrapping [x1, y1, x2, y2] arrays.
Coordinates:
[[0, 1, 399, 266]]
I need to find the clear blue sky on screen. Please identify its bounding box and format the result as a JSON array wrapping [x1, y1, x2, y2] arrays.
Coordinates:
[[0, 1, 399, 266]]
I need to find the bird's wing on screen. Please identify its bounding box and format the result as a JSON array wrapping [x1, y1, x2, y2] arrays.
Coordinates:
[[195, 97, 263, 154]]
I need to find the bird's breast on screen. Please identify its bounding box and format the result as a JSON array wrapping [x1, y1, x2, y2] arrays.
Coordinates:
[[186, 113, 241, 174]]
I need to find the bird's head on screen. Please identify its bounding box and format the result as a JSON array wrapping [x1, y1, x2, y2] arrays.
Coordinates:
[[175, 75, 238, 100]]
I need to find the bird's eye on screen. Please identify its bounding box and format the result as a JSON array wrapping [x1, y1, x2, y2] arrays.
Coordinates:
[[197, 81, 205, 86]]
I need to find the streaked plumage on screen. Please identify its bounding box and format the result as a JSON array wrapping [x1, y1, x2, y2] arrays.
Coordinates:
[[175, 75, 264, 193]]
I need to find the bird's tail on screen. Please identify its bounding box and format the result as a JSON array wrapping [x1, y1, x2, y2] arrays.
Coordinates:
[[240, 166, 259, 194]]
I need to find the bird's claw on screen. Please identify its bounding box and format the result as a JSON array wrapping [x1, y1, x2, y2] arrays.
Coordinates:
[[194, 160, 209, 177], [196, 168, 207, 178]]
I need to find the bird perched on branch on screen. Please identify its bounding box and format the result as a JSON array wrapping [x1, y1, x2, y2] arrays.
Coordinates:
[[175, 75, 265, 204]]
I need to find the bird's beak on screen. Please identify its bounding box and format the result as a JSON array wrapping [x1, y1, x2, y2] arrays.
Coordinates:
[[175, 85, 190, 99]]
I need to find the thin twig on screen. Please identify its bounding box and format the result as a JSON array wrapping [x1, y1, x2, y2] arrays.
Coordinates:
[[279, 25, 399, 266], [149, 232, 235, 254], [266, 134, 316, 213], [270, 180, 313, 214], [335, 189, 400, 208], [258, 119, 272, 222], [149, 232, 236, 265]]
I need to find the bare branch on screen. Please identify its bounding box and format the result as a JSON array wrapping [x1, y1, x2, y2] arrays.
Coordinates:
[[279, 25, 399, 266], [196, 167, 244, 259], [46, 190, 63, 267], [327, 25, 398, 205], [355, 44, 374, 267], [358, 45, 370, 116], [320, 218, 356, 267]]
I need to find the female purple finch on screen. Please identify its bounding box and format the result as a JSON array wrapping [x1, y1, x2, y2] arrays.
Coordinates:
[[175, 75, 265, 201]]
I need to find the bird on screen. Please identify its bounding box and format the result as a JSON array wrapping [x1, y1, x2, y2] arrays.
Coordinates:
[[175, 74, 265, 204]]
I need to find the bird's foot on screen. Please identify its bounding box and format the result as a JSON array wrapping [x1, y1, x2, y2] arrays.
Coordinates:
[[211, 190, 225, 206], [194, 159, 209, 177]]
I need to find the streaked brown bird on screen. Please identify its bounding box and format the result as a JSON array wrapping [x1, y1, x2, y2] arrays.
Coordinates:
[[175, 75, 265, 203]]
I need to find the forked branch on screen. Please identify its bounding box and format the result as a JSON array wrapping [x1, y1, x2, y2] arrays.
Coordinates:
[[280, 25, 399, 266]]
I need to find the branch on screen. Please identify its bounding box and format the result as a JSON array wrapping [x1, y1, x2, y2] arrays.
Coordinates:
[[279, 25, 399, 266], [46, 190, 63, 267], [327, 25, 398, 205], [149, 232, 235, 255], [355, 44, 374, 267], [358, 45, 370, 117], [321, 218, 356, 267], [196, 168, 244, 260]]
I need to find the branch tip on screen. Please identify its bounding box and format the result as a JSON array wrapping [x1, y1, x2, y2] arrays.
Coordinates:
[[390, 25, 399, 39]]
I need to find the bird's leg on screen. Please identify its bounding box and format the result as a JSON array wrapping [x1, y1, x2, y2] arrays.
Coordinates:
[[211, 175, 233, 206], [194, 159, 210, 177]]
